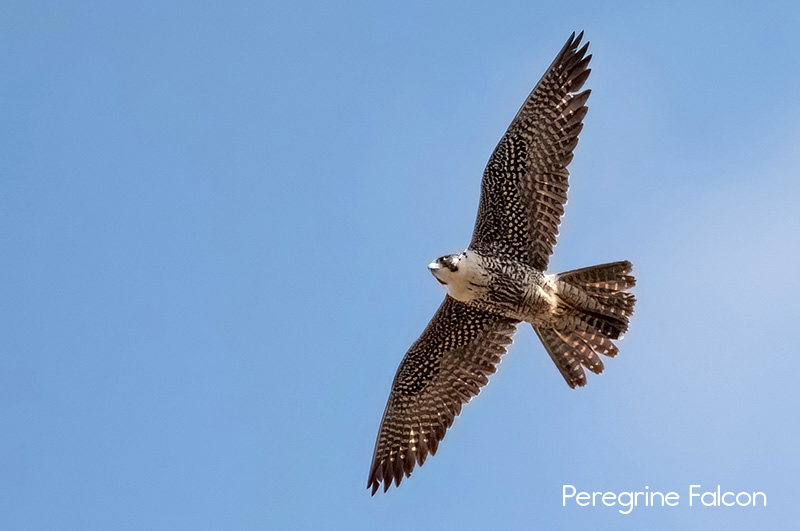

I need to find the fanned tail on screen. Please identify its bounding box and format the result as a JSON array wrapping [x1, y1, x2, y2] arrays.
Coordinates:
[[535, 261, 636, 388]]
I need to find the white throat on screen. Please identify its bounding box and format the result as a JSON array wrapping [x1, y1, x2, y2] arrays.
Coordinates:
[[431, 251, 489, 303]]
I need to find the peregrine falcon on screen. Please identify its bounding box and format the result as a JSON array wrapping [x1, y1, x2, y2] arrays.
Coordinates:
[[367, 32, 636, 495]]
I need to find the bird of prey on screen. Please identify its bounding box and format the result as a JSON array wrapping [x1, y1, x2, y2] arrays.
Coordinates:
[[367, 32, 636, 495]]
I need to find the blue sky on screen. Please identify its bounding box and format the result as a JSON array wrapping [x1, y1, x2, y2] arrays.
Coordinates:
[[2, 1, 800, 529]]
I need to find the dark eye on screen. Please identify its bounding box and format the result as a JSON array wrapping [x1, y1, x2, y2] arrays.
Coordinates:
[[446, 257, 458, 272]]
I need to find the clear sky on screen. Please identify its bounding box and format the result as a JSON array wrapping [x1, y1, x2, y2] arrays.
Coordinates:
[[2, 1, 799, 529]]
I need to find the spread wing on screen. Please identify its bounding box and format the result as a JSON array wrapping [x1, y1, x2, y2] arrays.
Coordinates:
[[470, 32, 592, 271], [367, 296, 519, 494]]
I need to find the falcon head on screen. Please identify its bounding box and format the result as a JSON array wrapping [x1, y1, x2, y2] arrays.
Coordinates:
[[428, 251, 488, 303], [428, 253, 462, 286]]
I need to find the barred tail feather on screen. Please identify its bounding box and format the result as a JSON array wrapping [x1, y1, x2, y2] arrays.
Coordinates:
[[536, 261, 636, 388]]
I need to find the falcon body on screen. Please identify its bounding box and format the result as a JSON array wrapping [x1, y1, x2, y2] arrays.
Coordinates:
[[429, 250, 558, 325], [368, 32, 636, 495]]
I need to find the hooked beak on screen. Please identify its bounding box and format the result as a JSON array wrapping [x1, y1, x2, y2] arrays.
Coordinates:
[[428, 261, 446, 285]]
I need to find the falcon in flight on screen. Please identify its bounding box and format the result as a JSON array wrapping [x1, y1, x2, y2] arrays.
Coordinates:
[[367, 32, 636, 495]]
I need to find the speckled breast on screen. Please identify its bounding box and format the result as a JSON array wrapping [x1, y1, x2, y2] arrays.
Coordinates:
[[475, 258, 554, 323]]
